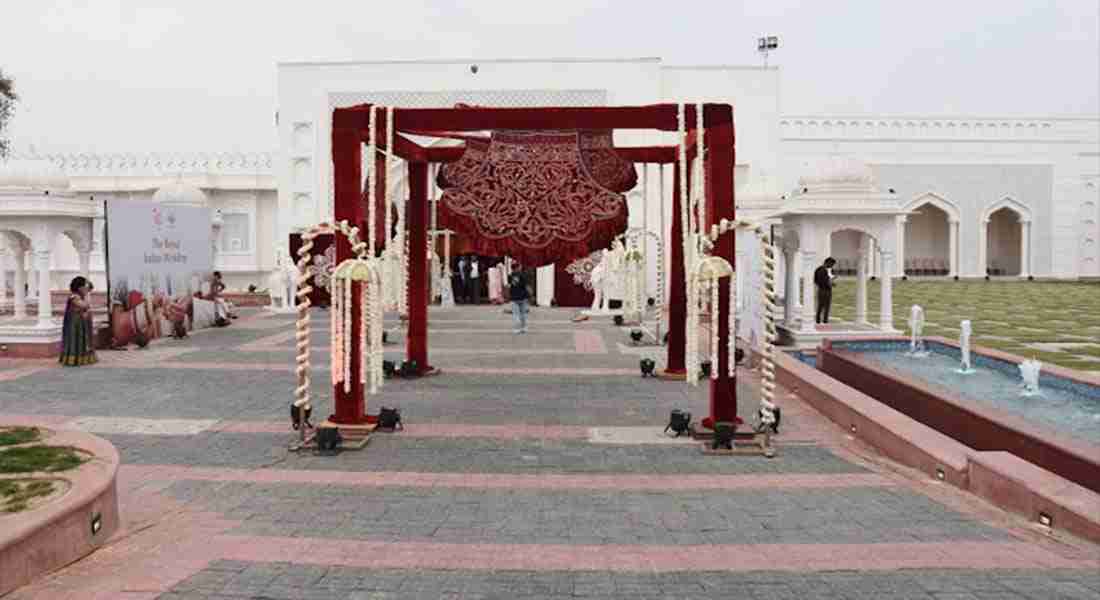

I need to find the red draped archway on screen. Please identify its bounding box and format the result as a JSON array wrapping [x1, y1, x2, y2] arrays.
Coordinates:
[[330, 104, 736, 430]]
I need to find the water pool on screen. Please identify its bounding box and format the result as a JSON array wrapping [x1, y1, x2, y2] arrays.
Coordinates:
[[830, 340, 1100, 445]]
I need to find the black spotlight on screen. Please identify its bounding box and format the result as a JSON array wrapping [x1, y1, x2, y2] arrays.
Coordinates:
[[902, 276, 908, 281], [1028, 275, 1034, 281], [613, 315, 624, 326], [382, 360, 396, 378], [757, 406, 782, 434], [290, 402, 313, 431], [630, 329, 644, 344], [640, 358, 656, 377], [400, 359, 419, 378], [954, 275, 959, 281], [984, 275, 990, 281], [315, 425, 342, 454], [647, 297, 655, 307], [734, 348, 745, 365], [712, 421, 736, 450], [665, 409, 692, 437], [377, 406, 403, 431], [700, 360, 712, 378]]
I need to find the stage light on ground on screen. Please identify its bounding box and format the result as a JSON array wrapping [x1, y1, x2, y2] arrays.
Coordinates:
[[700, 360, 712, 378], [378, 406, 403, 430], [630, 329, 643, 344], [613, 315, 624, 326], [664, 409, 692, 437], [316, 426, 341, 454], [734, 348, 745, 365], [400, 360, 419, 377], [712, 421, 735, 450], [935, 468, 945, 481], [383, 360, 396, 378], [640, 358, 656, 377]]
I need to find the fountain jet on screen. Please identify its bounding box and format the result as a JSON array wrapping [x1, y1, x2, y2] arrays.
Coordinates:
[[1019, 359, 1042, 396], [907, 305, 928, 357], [957, 320, 975, 374]]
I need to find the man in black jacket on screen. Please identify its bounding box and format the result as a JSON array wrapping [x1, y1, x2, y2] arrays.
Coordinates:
[[814, 257, 837, 324]]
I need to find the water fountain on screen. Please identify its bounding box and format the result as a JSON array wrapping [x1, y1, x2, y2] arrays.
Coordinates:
[[907, 305, 929, 357], [956, 320, 975, 374], [1019, 359, 1042, 396]]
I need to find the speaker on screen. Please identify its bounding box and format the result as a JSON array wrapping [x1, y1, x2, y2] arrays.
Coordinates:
[[315, 426, 342, 454], [378, 406, 403, 430]]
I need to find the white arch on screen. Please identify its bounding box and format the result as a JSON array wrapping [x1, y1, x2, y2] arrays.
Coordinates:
[[904, 191, 961, 223], [982, 196, 1032, 223]]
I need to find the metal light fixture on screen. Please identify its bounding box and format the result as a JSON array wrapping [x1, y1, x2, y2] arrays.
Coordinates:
[[665, 409, 692, 437], [382, 360, 396, 378], [378, 406, 403, 430], [734, 348, 745, 365], [400, 359, 419, 378], [700, 360, 712, 378], [630, 329, 644, 344], [640, 358, 656, 377], [316, 425, 341, 454], [712, 421, 736, 450], [613, 315, 624, 326]]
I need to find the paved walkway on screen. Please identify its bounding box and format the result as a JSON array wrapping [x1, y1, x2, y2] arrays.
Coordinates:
[[1, 306, 1097, 599]]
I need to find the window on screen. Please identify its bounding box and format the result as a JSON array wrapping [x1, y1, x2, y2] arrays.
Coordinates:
[[220, 213, 251, 253]]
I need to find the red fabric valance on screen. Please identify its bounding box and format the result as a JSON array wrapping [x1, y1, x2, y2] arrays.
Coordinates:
[[437, 130, 633, 267]]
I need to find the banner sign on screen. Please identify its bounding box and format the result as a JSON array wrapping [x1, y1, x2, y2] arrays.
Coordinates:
[[105, 200, 213, 343]]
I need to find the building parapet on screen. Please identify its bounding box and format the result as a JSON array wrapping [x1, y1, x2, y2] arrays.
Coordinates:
[[16, 152, 275, 177], [779, 116, 1098, 143]]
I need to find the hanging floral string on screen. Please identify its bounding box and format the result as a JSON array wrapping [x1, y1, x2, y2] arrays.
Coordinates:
[[368, 106, 378, 254]]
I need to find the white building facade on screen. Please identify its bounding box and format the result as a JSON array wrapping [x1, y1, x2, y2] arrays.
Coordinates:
[[4, 58, 1098, 301]]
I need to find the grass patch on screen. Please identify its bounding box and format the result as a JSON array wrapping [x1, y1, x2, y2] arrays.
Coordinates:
[[0, 427, 41, 447], [0, 445, 86, 474], [0, 479, 56, 513]]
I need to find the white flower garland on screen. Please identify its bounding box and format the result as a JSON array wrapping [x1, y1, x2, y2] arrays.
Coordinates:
[[368, 106, 378, 254], [384, 107, 394, 256]]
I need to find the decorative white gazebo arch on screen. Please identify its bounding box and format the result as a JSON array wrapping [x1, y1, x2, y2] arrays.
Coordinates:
[[769, 158, 908, 347], [979, 196, 1033, 278], [0, 157, 96, 356]]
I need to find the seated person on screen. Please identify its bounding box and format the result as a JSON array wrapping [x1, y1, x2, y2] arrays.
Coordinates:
[[207, 271, 238, 322]]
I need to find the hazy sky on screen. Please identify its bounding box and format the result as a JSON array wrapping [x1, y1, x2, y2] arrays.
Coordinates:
[[3, 0, 1097, 153]]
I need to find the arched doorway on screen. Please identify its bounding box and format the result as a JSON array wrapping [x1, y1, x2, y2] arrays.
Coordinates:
[[979, 198, 1032, 278], [905, 203, 951, 276], [986, 208, 1022, 275]]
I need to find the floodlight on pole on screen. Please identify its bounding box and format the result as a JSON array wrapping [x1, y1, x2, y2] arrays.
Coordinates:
[[757, 35, 780, 68]]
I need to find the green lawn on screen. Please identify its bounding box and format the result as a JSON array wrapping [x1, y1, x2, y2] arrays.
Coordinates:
[[828, 280, 1100, 372]]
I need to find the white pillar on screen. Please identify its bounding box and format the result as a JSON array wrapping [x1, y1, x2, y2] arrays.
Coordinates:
[[869, 238, 879, 278], [78, 250, 92, 280], [0, 247, 8, 309], [879, 251, 895, 331], [948, 219, 959, 277], [13, 249, 26, 319], [27, 254, 38, 300], [1019, 219, 1031, 278], [35, 249, 53, 328], [792, 251, 803, 311], [978, 219, 989, 276], [856, 237, 868, 324], [783, 248, 796, 324], [896, 216, 907, 277], [800, 251, 817, 333]]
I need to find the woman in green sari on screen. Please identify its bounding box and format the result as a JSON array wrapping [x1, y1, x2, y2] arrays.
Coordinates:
[[59, 276, 98, 366]]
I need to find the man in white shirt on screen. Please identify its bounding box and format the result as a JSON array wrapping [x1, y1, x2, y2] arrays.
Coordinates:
[[469, 256, 481, 305]]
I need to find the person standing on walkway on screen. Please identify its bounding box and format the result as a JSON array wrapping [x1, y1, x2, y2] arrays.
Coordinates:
[[469, 256, 481, 305], [814, 257, 837, 324], [457, 257, 468, 304], [509, 267, 530, 333], [60, 276, 98, 366]]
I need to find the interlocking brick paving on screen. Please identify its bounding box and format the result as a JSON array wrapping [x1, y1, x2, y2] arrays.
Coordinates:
[[3, 305, 1097, 600], [159, 563, 1100, 600]]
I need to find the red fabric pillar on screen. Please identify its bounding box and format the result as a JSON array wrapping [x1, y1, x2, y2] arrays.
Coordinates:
[[372, 154, 387, 255], [707, 113, 738, 425], [662, 161, 687, 377], [331, 124, 368, 424], [406, 161, 432, 373]]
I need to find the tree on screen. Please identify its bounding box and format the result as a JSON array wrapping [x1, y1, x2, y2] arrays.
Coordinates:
[[0, 69, 17, 159]]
